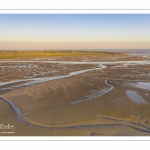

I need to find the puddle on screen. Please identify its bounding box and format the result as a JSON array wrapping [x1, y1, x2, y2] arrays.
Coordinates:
[[145, 93, 149, 96], [125, 82, 150, 91], [125, 90, 147, 105]]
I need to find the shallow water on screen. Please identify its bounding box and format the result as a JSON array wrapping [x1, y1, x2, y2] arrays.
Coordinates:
[[0, 64, 106, 90], [125, 90, 147, 105], [1, 59, 150, 91], [126, 82, 150, 91], [90, 49, 150, 56], [70, 79, 114, 104]]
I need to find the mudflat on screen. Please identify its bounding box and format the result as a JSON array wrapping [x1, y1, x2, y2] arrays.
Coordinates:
[[1, 51, 150, 136]]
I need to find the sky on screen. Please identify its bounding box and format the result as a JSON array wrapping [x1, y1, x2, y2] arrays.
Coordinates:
[[0, 14, 150, 50]]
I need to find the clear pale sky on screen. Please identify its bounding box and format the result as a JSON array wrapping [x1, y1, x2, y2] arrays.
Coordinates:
[[0, 14, 150, 50]]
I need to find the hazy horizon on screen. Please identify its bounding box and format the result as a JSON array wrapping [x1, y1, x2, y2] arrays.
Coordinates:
[[0, 14, 150, 50]]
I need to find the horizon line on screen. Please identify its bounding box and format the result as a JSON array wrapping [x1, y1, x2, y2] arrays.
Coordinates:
[[0, 49, 150, 51]]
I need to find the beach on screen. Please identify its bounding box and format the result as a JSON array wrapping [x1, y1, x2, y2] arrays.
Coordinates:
[[0, 51, 150, 135]]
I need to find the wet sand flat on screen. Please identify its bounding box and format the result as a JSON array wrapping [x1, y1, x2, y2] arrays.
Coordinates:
[[1, 52, 150, 136]]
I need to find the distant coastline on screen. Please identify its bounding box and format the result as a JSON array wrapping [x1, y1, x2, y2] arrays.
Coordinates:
[[0, 49, 150, 56]]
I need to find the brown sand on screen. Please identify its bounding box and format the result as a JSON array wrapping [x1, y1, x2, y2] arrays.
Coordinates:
[[1, 54, 150, 136]]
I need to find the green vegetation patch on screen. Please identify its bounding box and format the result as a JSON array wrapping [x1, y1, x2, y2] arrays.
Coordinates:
[[0, 50, 119, 59]]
